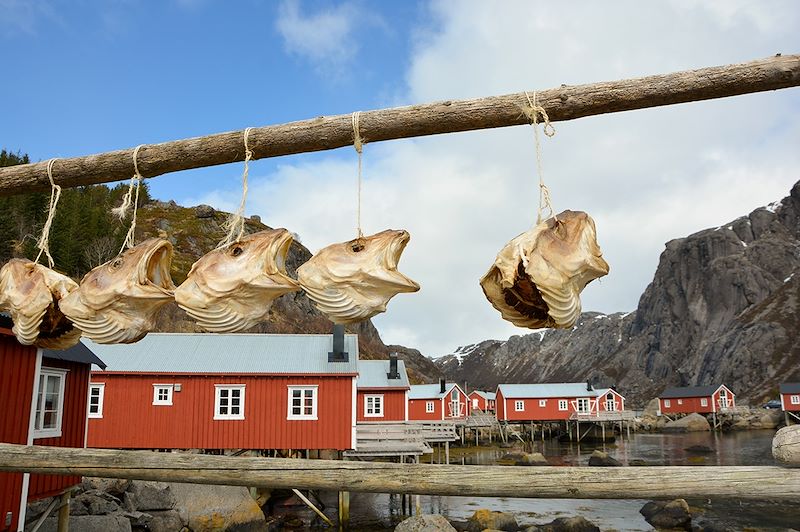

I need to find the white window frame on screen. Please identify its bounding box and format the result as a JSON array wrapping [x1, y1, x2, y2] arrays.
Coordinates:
[[514, 400, 524, 412], [538, 399, 547, 407], [558, 399, 568, 411], [214, 385, 245, 420], [88, 383, 105, 418], [677, 399, 683, 405], [791, 395, 800, 405], [664, 399, 671, 408], [425, 401, 435, 413], [152, 384, 174, 406], [33, 367, 68, 439], [700, 398, 709, 407], [364, 394, 384, 418], [287, 385, 318, 420]]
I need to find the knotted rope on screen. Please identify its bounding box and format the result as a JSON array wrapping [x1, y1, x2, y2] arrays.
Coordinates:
[[114, 145, 145, 254], [218, 127, 254, 249], [352, 112, 366, 244], [35, 158, 62, 268], [523, 91, 557, 225]]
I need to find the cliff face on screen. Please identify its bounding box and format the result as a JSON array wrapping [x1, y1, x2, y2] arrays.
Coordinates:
[[437, 181, 800, 405]]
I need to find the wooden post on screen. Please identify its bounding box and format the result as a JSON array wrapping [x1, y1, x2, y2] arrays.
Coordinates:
[[601, 423, 606, 442], [57, 491, 70, 532], [445, 441, 450, 465], [1, 55, 798, 197], [292, 489, 334, 527], [338, 491, 349, 528]]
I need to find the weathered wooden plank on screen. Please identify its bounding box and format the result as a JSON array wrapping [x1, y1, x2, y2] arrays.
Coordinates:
[[0, 443, 798, 500], [1, 54, 798, 196], [773, 425, 800, 467]]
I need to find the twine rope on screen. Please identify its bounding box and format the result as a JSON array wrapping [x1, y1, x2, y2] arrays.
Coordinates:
[[524, 91, 557, 225], [352, 112, 364, 242], [115, 145, 145, 254], [218, 127, 254, 248], [35, 159, 62, 268]]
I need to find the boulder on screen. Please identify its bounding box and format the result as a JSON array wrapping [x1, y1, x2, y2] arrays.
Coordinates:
[[684, 445, 715, 454], [82, 478, 132, 499], [133, 509, 186, 532], [127, 482, 176, 511], [394, 514, 457, 531], [31, 514, 132, 532], [466, 509, 518, 531], [639, 499, 692, 530], [516, 452, 549, 466], [525, 516, 601, 531], [772, 425, 800, 467], [195, 204, 215, 218], [587, 450, 620, 466], [168, 483, 266, 532], [71, 491, 121, 515], [663, 413, 710, 433]]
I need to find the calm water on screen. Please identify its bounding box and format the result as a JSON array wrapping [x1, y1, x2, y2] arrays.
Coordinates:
[[271, 430, 799, 531]]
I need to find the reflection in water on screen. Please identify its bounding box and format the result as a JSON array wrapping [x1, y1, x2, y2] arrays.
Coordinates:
[[271, 430, 791, 530]]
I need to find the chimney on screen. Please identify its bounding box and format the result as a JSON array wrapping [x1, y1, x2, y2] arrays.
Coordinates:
[[328, 324, 349, 363], [387, 353, 400, 380], [586, 380, 593, 391], [439, 378, 446, 394]]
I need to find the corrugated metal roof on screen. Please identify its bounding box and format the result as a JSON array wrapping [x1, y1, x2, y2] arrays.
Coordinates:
[[497, 383, 598, 399], [779, 383, 800, 394], [408, 383, 460, 400], [86, 333, 358, 374], [659, 385, 725, 399], [44, 342, 106, 369], [471, 390, 496, 401], [357, 359, 410, 388]]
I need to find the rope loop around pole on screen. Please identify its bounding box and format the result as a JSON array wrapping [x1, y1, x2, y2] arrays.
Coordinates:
[[352, 112, 365, 244], [218, 127, 254, 249], [524, 91, 557, 225], [35, 158, 62, 268], [116, 145, 146, 254]]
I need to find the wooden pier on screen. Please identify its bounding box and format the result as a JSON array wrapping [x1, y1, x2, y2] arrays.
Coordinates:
[[344, 424, 431, 459]]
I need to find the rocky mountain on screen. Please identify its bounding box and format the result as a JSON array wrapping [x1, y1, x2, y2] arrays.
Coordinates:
[[436, 180, 800, 405], [132, 201, 441, 383]]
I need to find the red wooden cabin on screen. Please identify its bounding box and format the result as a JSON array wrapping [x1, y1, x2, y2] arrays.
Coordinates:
[[407, 380, 468, 421], [356, 355, 410, 422], [86, 332, 358, 451], [658, 385, 735, 415], [468, 390, 496, 413], [496, 383, 626, 421], [0, 317, 105, 532], [779, 383, 800, 412]]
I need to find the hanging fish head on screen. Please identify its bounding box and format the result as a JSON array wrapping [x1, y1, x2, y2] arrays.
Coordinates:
[[175, 228, 301, 333], [297, 229, 420, 324], [0, 259, 81, 349], [59, 238, 175, 344], [480, 210, 609, 330]]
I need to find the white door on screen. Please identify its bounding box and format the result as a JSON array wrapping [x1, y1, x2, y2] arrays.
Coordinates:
[[472, 398, 479, 409], [605, 394, 617, 411]]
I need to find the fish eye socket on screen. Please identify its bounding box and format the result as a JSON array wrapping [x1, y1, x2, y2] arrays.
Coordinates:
[[111, 258, 123, 269], [351, 243, 365, 253], [231, 246, 244, 257]]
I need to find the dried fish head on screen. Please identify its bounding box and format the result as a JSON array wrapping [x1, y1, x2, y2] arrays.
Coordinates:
[[480, 210, 609, 329], [0, 259, 81, 349], [175, 228, 301, 333], [59, 238, 176, 344], [297, 229, 420, 324]]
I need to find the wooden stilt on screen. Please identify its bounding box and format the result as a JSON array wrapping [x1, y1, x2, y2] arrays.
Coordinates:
[[338, 490, 350, 528], [445, 441, 450, 465], [57, 491, 70, 532], [293, 489, 334, 527], [601, 423, 606, 442]]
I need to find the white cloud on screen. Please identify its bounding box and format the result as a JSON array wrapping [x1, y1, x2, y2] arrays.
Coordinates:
[[275, 0, 369, 75], [187, 0, 800, 357], [0, 0, 57, 36]]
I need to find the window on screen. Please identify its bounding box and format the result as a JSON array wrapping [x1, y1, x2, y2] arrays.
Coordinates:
[[700, 398, 708, 407], [88, 383, 105, 418], [677, 399, 683, 405], [451, 389, 458, 401], [719, 388, 727, 396], [365, 395, 383, 417], [425, 401, 435, 413], [558, 399, 568, 411], [288, 386, 317, 420], [33, 368, 67, 439], [791, 395, 800, 405], [214, 385, 245, 420], [514, 400, 524, 412], [664, 399, 671, 407], [152, 384, 174, 406], [538, 399, 547, 407]]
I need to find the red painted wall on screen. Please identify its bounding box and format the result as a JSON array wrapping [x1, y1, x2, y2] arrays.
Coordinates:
[[659, 388, 735, 414], [781, 393, 800, 412], [88, 374, 355, 450], [356, 389, 406, 422], [469, 392, 487, 412], [408, 399, 442, 421], [0, 334, 36, 532], [497, 389, 625, 421], [29, 357, 89, 500]]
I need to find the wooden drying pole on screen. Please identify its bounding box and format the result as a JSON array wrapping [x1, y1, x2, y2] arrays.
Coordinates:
[[1, 54, 799, 197], [0, 443, 798, 501]]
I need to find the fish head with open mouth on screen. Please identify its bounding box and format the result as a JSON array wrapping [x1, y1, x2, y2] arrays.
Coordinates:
[[175, 228, 301, 333], [480, 210, 609, 329], [0, 259, 81, 349], [297, 229, 420, 324], [59, 238, 176, 344]]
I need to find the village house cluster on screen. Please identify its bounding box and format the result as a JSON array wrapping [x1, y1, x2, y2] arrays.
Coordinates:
[[3, 325, 799, 531]]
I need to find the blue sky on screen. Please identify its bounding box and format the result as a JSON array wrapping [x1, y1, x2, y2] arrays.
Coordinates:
[[2, 1, 799, 356]]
